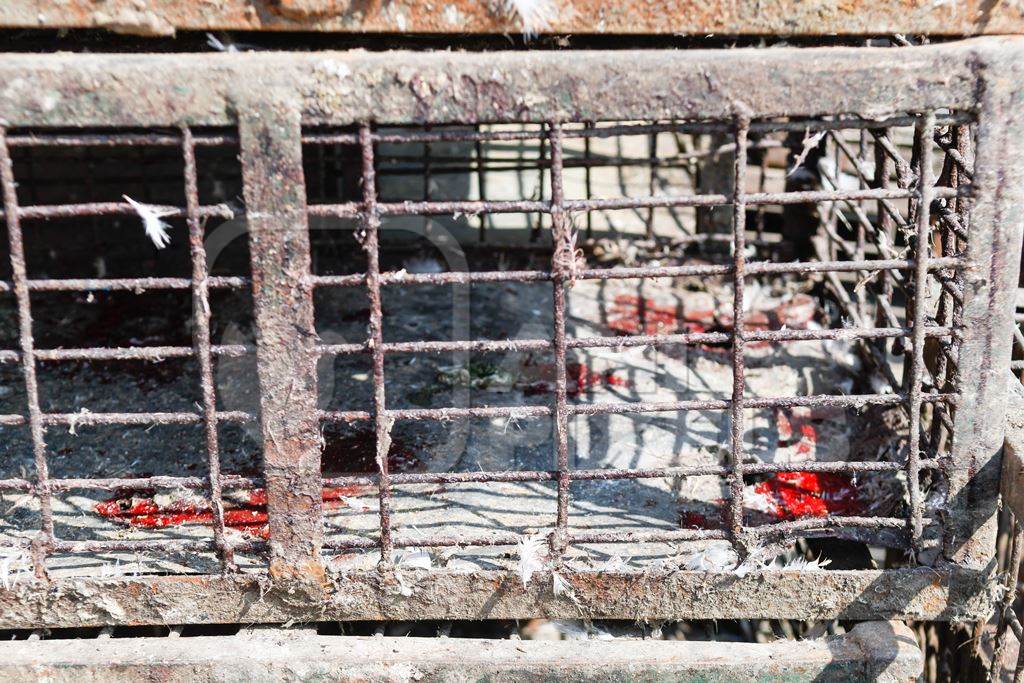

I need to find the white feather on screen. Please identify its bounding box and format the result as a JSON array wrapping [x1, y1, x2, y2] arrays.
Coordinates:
[[124, 195, 175, 249], [682, 541, 736, 571], [493, 0, 556, 36], [393, 549, 433, 597], [517, 533, 548, 587], [0, 549, 30, 589], [771, 554, 832, 572], [402, 256, 445, 274]]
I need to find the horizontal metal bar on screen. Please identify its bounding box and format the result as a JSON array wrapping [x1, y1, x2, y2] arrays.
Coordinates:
[[306, 113, 974, 147], [306, 185, 966, 220], [0, 345, 252, 362], [0, 621, 925, 681], [0, 567, 994, 625], [0, 411, 254, 426], [304, 257, 965, 291], [5, 111, 971, 151], [1, 202, 236, 222], [321, 458, 920, 489], [0, 276, 248, 294], [51, 538, 265, 554], [5, 132, 237, 148], [0, 42, 998, 130], [313, 391, 957, 425]]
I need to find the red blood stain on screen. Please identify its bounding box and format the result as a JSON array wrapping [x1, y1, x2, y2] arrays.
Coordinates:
[[605, 293, 818, 353], [522, 361, 631, 396], [774, 409, 819, 457], [773, 293, 817, 330], [753, 471, 861, 520], [96, 429, 420, 537], [607, 295, 680, 335], [566, 362, 631, 395], [96, 485, 368, 538], [679, 510, 716, 530]]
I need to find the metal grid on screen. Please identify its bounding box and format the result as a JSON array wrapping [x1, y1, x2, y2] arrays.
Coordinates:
[[294, 115, 966, 557], [0, 41, 1020, 627]]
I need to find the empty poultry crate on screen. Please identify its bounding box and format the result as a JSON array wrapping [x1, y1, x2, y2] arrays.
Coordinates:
[[0, 38, 1022, 629]]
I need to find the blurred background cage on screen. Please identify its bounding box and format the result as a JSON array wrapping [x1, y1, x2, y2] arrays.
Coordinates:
[[0, 28, 1022, 683]]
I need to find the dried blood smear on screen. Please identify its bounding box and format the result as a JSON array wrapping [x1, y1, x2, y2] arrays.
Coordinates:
[[96, 485, 367, 539], [521, 361, 630, 395], [678, 470, 862, 530], [774, 409, 819, 457], [606, 295, 680, 335], [752, 471, 861, 519], [96, 430, 419, 537]]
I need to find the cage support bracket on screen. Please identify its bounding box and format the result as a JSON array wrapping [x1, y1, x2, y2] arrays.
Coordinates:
[[238, 92, 325, 582]]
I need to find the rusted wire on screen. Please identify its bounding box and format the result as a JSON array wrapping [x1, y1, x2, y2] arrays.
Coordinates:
[[906, 112, 936, 558], [548, 121, 572, 552], [727, 116, 751, 554], [303, 185, 964, 220], [359, 123, 394, 564], [182, 127, 234, 572], [1, 128, 55, 578]]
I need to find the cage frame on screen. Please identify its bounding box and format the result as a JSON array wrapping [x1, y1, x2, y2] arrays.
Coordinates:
[[0, 38, 1022, 628]]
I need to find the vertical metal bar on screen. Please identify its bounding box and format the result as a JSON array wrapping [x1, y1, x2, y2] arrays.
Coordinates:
[[728, 117, 750, 552], [854, 130, 868, 324], [0, 129, 53, 579], [646, 132, 658, 240], [584, 122, 594, 240], [181, 127, 233, 571], [928, 124, 968, 453], [548, 121, 571, 550], [991, 522, 1024, 681], [946, 46, 1024, 568], [238, 98, 324, 580], [874, 129, 896, 357], [754, 138, 767, 243], [475, 129, 487, 243], [360, 124, 394, 565], [423, 125, 432, 240], [532, 128, 547, 243], [906, 112, 935, 556]]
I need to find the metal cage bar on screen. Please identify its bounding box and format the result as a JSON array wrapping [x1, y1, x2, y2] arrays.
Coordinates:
[[0, 129, 55, 579], [238, 96, 324, 580], [0, 40, 1020, 628]]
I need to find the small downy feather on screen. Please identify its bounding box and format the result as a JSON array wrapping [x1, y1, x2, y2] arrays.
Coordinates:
[[517, 533, 548, 587], [492, 0, 556, 37], [124, 195, 175, 249], [772, 554, 832, 572], [394, 549, 433, 597], [682, 541, 736, 572]]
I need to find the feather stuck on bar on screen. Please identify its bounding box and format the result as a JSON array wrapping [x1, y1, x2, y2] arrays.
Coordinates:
[[123, 194, 175, 249]]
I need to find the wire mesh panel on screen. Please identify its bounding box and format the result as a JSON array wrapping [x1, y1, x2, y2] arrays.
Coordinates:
[[0, 40, 1021, 627]]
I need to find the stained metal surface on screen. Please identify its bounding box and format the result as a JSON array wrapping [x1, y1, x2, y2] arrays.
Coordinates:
[[0, 39, 1021, 627], [0, 621, 924, 682], [0, 567, 997, 626], [1, 0, 1023, 36], [239, 95, 325, 580]]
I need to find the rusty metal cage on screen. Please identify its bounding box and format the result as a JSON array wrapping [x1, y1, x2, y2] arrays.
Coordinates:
[[0, 39, 1022, 630]]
